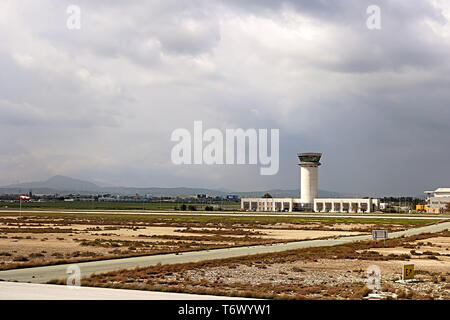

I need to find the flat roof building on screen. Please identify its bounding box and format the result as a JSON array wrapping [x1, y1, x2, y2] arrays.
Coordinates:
[[241, 152, 380, 213], [425, 188, 450, 213]]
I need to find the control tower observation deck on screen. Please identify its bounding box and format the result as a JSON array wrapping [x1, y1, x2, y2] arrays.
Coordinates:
[[297, 152, 322, 206]]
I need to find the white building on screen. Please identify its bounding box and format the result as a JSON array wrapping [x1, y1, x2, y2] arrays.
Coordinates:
[[241, 152, 380, 213], [424, 188, 450, 213], [425, 188, 450, 198]]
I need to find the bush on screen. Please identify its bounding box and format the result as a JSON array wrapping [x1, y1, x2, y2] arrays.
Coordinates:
[[51, 252, 63, 257], [13, 255, 29, 262], [351, 285, 372, 299], [396, 289, 406, 299], [291, 267, 305, 272]]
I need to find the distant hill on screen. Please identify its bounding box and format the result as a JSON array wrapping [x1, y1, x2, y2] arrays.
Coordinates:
[[0, 175, 356, 198], [4, 175, 101, 193]]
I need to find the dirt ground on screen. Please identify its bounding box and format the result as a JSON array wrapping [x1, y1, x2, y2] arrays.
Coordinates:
[[0, 214, 367, 269], [78, 230, 450, 300]]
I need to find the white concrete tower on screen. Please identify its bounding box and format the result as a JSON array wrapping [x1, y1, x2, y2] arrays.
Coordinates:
[[298, 152, 322, 207]]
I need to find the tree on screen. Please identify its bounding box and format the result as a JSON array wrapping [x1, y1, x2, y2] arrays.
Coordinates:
[[262, 193, 272, 198], [180, 204, 187, 211]]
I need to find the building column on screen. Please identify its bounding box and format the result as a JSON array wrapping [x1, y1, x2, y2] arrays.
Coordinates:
[[264, 201, 268, 211], [256, 201, 260, 212], [289, 201, 293, 212], [281, 202, 284, 211], [241, 199, 244, 210], [331, 202, 335, 213], [272, 200, 276, 211]]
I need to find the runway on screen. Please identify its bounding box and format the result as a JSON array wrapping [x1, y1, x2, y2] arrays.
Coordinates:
[[0, 281, 249, 300]]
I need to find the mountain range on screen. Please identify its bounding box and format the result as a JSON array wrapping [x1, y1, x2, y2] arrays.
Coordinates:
[[0, 175, 358, 198]]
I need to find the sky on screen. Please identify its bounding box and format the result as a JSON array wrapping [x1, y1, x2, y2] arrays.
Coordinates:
[[0, 0, 450, 196]]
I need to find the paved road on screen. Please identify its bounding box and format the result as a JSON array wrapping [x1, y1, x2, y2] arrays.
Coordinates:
[[0, 221, 448, 284], [1, 209, 449, 220], [0, 281, 249, 300]]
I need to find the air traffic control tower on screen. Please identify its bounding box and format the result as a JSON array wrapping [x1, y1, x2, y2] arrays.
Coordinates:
[[298, 152, 322, 208], [241, 151, 380, 212]]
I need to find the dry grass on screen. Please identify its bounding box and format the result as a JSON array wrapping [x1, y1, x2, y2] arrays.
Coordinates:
[[68, 230, 450, 300], [0, 212, 383, 270]]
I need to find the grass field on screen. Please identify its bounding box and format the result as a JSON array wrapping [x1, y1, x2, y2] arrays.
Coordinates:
[[0, 210, 439, 270], [0, 210, 440, 226], [1, 210, 448, 300], [0, 200, 241, 211]]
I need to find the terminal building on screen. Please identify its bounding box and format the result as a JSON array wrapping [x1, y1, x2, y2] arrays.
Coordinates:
[[424, 188, 450, 213], [241, 152, 380, 213]]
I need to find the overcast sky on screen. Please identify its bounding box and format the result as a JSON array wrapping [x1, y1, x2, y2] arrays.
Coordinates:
[[1, 0, 449, 196]]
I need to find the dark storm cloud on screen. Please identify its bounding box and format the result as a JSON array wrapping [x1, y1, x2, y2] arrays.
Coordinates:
[[0, 0, 449, 195]]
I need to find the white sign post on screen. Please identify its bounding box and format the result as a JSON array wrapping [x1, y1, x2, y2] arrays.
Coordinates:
[[372, 230, 388, 245]]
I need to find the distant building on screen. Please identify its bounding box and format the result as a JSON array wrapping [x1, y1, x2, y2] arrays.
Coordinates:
[[226, 195, 238, 200], [241, 152, 380, 213], [425, 188, 450, 213]]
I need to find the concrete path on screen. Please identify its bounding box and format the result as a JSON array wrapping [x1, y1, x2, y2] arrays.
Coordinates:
[[0, 221, 448, 284], [1, 209, 449, 220], [0, 281, 248, 300]]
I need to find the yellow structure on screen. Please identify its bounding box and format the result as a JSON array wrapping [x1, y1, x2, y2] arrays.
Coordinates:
[[402, 264, 415, 280], [416, 204, 425, 212]]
